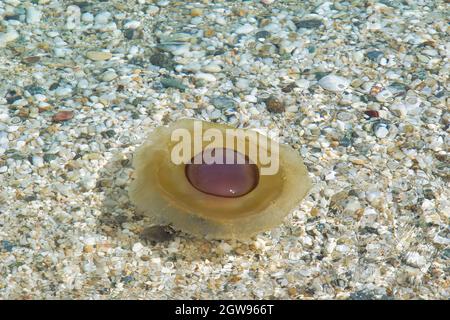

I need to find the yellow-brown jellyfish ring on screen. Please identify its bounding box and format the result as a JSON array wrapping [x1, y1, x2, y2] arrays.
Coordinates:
[[129, 119, 311, 240]]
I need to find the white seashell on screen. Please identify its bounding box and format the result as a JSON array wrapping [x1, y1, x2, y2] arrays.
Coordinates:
[[318, 74, 350, 92]]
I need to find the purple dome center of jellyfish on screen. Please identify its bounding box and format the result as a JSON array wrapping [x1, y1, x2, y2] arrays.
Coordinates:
[[185, 148, 259, 198]]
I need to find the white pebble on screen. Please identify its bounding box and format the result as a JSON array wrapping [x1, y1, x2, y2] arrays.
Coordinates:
[[26, 7, 41, 24], [66, 5, 81, 30], [81, 12, 94, 23], [201, 63, 222, 73], [124, 20, 141, 29], [55, 87, 72, 97], [195, 72, 216, 82], [32, 156, 44, 167], [245, 95, 258, 103], [375, 126, 389, 138], [102, 70, 118, 82], [95, 12, 111, 25], [0, 30, 19, 48], [235, 23, 255, 34]]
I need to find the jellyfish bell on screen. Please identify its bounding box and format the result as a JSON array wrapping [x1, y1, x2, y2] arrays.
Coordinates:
[[129, 118, 311, 240]]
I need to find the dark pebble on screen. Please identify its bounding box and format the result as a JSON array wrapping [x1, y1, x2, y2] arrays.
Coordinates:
[[149, 52, 174, 69], [160, 77, 187, 91], [24, 195, 37, 202], [121, 275, 134, 284], [211, 96, 236, 110], [213, 48, 226, 56], [364, 110, 379, 118], [73, 1, 92, 13], [315, 71, 330, 81], [264, 96, 285, 113], [359, 226, 379, 235], [43, 153, 58, 163], [349, 290, 377, 300], [441, 248, 450, 260], [387, 82, 407, 96], [22, 56, 41, 64], [366, 50, 383, 62], [101, 129, 116, 138], [6, 95, 21, 104], [128, 57, 146, 67], [1, 240, 14, 252], [295, 19, 323, 29], [52, 110, 74, 122], [282, 83, 296, 93], [24, 85, 45, 95], [140, 226, 175, 244], [423, 189, 435, 200], [4, 14, 21, 21], [124, 28, 143, 40], [49, 82, 59, 91], [255, 30, 271, 41], [435, 90, 446, 98]]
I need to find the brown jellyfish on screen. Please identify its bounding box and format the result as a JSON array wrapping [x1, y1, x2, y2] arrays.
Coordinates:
[[129, 118, 311, 240]]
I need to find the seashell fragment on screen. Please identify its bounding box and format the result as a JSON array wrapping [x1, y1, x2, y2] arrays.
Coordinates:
[[318, 74, 350, 92]]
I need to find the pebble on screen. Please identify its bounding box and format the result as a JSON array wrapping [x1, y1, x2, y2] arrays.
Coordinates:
[[95, 11, 111, 25], [66, 5, 81, 30], [364, 110, 379, 118], [102, 70, 118, 82], [124, 20, 141, 29], [318, 74, 350, 92], [366, 50, 383, 62], [81, 12, 94, 23], [255, 30, 271, 41], [54, 87, 72, 97], [211, 96, 236, 110], [86, 51, 112, 61], [0, 30, 19, 48], [195, 72, 217, 82], [140, 226, 174, 243], [235, 24, 255, 34], [26, 7, 41, 24], [296, 19, 323, 29], [150, 52, 174, 69], [374, 126, 389, 138], [32, 156, 44, 167], [52, 111, 74, 122], [201, 63, 222, 73], [264, 96, 285, 113], [160, 77, 187, 91]]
